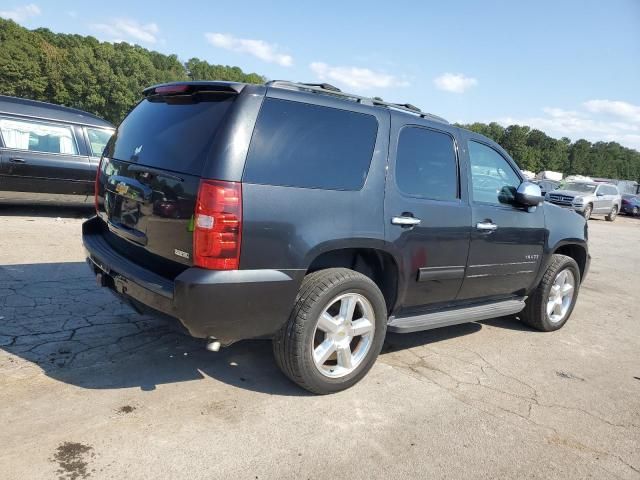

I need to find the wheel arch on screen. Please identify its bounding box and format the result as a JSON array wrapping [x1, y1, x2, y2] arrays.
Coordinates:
[[306, 247, 400, 314], [552, 243, 588, 281]]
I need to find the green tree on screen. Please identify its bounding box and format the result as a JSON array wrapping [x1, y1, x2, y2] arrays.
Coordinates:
[[0, 18, 264, 124]]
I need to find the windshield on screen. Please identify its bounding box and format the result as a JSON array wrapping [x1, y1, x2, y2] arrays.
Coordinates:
[[562, 182, 597, 193]]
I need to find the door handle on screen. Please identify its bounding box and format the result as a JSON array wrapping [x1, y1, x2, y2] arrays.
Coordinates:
[[476, 221, 498, 232], [392, 216, 421, 227], [9, 157, 26, 163]]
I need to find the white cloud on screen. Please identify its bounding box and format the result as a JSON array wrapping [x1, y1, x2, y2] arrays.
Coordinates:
[[67, 10, 78, 18], [309, 62, 410, 90], [91, 18, 159, 44], [583, 99, 640, 123], [0, 3, 41, 22], [433, 73, 478, 93], [205, 33, 293, 67], [497, 100, 640, 151]]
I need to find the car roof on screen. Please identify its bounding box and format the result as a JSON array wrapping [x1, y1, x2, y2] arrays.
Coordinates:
[[145, 80, 506, 154], [146, 80, 450, 125], [0, 95, 114, 129]]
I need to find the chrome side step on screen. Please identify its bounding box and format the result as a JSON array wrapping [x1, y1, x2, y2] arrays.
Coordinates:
[[387, 299, 526, 334]]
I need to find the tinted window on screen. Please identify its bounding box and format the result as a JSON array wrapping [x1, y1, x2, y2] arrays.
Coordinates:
[[244, 98, 378, 190], [396, 127, 458, 201], [468, 141, 521, 205], [108, 94, 235, 175], [87, 128, 113, 157], [0, 117, 78, 155]]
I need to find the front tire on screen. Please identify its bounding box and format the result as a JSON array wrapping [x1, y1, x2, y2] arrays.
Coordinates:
[[633, 206, 639, 217], [582, 204, 592, 220], [520, 254, 580, 332], [273, 268, 387, 394], [605, 205, 618, 222]]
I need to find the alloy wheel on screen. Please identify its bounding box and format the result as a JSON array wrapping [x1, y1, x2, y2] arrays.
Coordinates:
[[547, 269, 576, 323], [311, 293, 375, 378]]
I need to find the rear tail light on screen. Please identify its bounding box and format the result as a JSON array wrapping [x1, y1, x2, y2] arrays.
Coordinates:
[[193, 179, 242, 270]]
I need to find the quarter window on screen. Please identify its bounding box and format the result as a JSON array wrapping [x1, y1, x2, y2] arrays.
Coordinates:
[[395, 127, 458, 201], [87, 128, 113, 157], [244, 98, 378, 191], [0, 118, 78, 155], [468, 141, 521, 205]]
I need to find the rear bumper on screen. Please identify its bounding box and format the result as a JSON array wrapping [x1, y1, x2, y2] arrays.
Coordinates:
[[82, 217, 303, 343]]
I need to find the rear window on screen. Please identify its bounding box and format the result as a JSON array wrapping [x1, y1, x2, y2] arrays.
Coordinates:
[[108, 94, 235, 175], [243, 98, 378, 190]]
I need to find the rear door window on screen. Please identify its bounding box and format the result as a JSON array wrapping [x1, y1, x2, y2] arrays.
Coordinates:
[[0, 117, 78, 155], [395, 126, 458, 201], [243, 98, 378, 190], [108, 94, 235, 176]]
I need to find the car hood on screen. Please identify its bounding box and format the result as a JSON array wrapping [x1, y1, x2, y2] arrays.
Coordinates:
[[548, 189, 590, 197]]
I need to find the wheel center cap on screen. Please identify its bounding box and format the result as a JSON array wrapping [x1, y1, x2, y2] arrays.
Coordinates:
[[336, 327, 349, 339]]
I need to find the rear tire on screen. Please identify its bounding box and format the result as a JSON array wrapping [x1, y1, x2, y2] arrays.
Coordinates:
[[520, 254, 580, 332], [273, 268, 387, 394], [582, 204, 592, 220], [605, 205, 618, 222]]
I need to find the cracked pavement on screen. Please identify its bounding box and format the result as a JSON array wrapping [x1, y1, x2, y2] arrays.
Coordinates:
[[0, 205, 639, 480]]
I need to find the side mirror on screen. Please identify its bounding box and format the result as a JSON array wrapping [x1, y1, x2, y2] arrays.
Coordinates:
[[596, 191, 604, 197], [516, 182, 544, 206]]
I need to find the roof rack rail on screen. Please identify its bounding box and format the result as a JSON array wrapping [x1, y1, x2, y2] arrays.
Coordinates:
[[300, 82, 342, 92], [393, 103, 420, 112], [265, 80, 448, 124]]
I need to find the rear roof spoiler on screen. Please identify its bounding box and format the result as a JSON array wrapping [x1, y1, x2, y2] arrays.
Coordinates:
[[143, 81, 246, 96]]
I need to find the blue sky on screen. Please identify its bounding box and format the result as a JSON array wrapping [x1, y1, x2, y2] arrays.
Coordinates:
[[2, 0, 639, 149]]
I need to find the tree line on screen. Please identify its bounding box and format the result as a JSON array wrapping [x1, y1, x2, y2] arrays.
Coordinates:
[[460, 122, 640, 181], [1, 18, 639, 181], [0, 18, 264, 125]]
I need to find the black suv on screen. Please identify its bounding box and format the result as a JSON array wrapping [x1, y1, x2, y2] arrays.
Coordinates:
[[83, 81, 590, 394], [0, 95, 114, 204]]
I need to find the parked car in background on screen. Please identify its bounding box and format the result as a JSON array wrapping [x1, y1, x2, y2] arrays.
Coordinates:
[[621, 194, 640, 217], [0, 95, 114, 204], [546, 181, 621, 221], [592, 177, 639, 196], [535, 179, 560, 196], [83, 80, 590, 394]]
